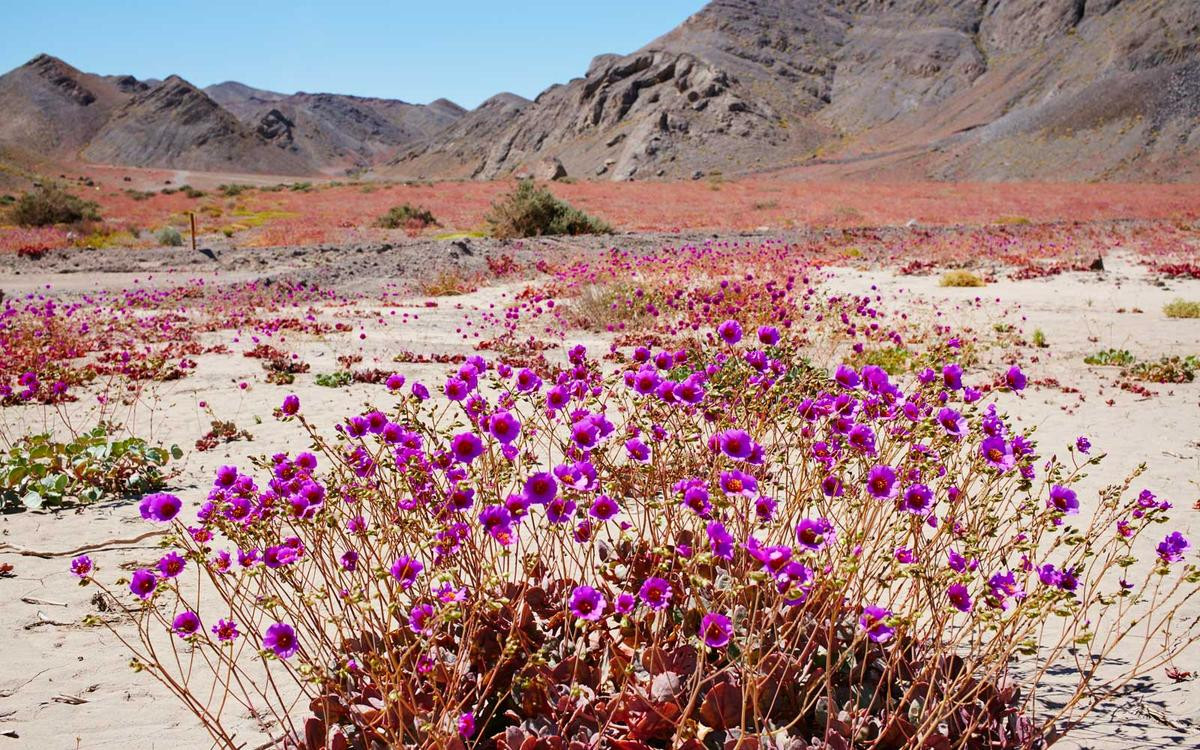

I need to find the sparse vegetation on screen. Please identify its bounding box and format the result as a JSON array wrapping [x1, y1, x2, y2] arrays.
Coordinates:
[[939, 270, 986, 287], [1125, 355, 1198, 384], [1163, 299, 1200, 319], [314, 370, 354, 388], [1032, 328, 1048, 348], [0, 425, 179, 512], [485, 180, 612, 239], [375, 203, 439, 230], [8, 185, 100, 227], [416, 269, 477, 296], [156, 226, 184, 247], [1084, 348, 1135, 366]]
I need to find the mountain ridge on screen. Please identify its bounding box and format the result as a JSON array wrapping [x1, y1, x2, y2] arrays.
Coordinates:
[[1, 0, 1197, 181]]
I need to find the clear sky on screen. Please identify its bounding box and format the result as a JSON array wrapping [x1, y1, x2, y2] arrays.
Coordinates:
[[3, 0, 706, 109]]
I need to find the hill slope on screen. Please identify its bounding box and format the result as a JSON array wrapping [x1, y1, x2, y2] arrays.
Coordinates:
[[390, 0, 1200, 182], [81, 76, 313, 174]]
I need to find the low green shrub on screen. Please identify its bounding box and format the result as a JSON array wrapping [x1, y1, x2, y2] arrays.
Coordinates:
[[157, 227, 184, 247], [0, 425, 180, 512], [9, 185, 100, 227], [486, 180, 612, 239], [375, 203, 439, 229]]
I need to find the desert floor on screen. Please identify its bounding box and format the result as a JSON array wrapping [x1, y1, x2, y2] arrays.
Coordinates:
[[0, 235, 1197, 749]]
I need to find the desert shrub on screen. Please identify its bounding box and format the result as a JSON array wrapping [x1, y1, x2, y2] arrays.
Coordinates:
[[315, 370, 353, 388], [81, 329, 1199, 749], [1084, 348, 1135, 366], [217, 183, 252, 197], [1163, 299, 1200, 319], [1124, 355, 1197, 383], [376, 203, 439, 230], [8, 185, 100, 227], [1032, 328, 1048, 348], [486, 180, 612, 239], [157, 227, 184, 247], [567, 282, 660, 332], [0, 424, 179, 512], [194, 419, 252, 452], [939, 270, 985, 287], [417, 269, 477, 297]]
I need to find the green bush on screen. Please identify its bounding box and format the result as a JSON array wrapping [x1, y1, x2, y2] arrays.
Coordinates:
[[8, 185, 100, 227], [0, 425, 180, 512], [157, 227, 184, 246], [486, 180, 612, 239], [375, 203, 439, 229], [315, 371, 354, 388]]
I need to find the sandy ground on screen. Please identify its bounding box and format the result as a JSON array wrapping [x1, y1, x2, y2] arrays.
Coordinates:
[[0, 238, 1197, 749]]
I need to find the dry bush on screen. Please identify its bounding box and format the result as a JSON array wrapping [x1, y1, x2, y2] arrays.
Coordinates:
[[1163, 299, 1200, 319], [940, 270, 986, 287], [9, 185, 100, 227]]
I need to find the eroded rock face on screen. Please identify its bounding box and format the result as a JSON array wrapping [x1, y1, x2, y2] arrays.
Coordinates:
[[394, 0, 1199, 182]]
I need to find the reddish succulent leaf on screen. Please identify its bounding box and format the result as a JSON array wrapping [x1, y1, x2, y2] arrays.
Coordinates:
[[699, 681, 743, 730], [303, 717, 326, 750]]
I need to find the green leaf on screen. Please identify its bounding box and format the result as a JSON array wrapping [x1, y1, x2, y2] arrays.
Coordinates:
[[22, 490, 43, 509]]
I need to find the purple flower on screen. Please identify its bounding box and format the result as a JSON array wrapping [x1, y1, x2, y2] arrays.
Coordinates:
[[523, 472, 558, 505], [719, 469, 758, 497], [795, 518, 834, 551], [987, 570, 1023, 609], [408, 603, 435, 634], [488, 411, 521, 444], [1005, 366, 1027, 391], [900, 484, 934, 515], [280, 394, 300, 415], [758, 326, 780, 345], [411, 382, 429, 400], [835, 365, 860, 389], [70, 555, 93, 578], [980, 436, 1015, 472], [212, 618, 240, 641], [130, 569, 158, 599], [865, 465, 897, 499], [479, 506, 514, 544], [707, 521, 734, 559], [859, 605, 895, 643], [386, 373, 406, 391], [638, 577, 672, 610], [1038, 563, 1063, 587], [947, 583, 972, 612], [390, 556, 424, 589], [1157, 532, 1190, 564], [172, 611, 201, 637], [717, 429, 754, 460], [936, 407, 967, 439], [450, 432, 484, 464], [157, 552, 186, 578], [546, 496, 576, 523], [1048, 485, 1079, 515], [847, 424, 875, 454], [1075, 436, 1091, 454], [588, 494, 620, 521], [457, 712, 476, 738], [616, 592, 636, 614], [717, 320, 743, 345], [942, 363, 963, 391], [139, 492, 182, 523], [700, 612, 732, 648], [515, 368, 542, 392], [263, 622, 298, 659], [569, 585, 607, 621], [625, 438, 651, 462]]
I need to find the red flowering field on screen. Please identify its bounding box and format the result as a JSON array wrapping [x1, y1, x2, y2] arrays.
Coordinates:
[[4, 176, 1199, 252]]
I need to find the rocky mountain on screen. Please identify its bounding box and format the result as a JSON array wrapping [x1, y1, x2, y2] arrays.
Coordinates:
[[1, 1, 1196, 182], [205, 83, 466, 169], [389, 0, 1200, 182], [81, 75, 313, 174], [0, 54, 135, 161]]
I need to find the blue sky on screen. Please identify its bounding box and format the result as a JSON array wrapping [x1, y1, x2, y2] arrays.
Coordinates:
[[3, 1, 705, 109]]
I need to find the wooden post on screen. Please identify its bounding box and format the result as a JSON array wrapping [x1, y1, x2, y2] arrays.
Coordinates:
[[189, 212, 197, 252]]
